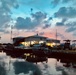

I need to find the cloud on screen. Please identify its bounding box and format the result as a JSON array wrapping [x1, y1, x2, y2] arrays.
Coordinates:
[[15, 11, 48, 30], [51, 0, 60, 7], [54, 7, 76, 19], [62, 0, 76, 4], [31, 11, 47, 22], [54, 6, 76, 36], [15, 17, 33, 29], [0, 0, 19, 33], [56, 22, 64, 26], [0, 29, 5, 32], [56, 20, 76, 36], [65, 22, 76, 32], [42, 24, 50, 29], [56, 18, 67, 26], [66, 27, 76, 33], [48, 17, 53, 21], [51, 0, 75, 8], [42, 17, 52, 29], [62, 0, 72, 3]]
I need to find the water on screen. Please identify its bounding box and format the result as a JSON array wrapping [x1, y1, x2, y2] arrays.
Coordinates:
[[0, 52, 76, 75]]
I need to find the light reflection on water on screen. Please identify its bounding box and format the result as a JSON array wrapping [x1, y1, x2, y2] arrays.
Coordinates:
[[0, 52, 76, 75]]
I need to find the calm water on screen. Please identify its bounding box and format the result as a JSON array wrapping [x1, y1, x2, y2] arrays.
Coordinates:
[[0, 52, 76, 75]]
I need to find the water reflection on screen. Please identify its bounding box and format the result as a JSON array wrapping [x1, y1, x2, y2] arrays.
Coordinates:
[[0, 52, 76, 75], [56, 59, 76, 75], [13, 60, 42, 75]]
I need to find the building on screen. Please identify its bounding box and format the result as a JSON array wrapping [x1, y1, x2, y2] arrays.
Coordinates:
[[13, 34, 60, 47]]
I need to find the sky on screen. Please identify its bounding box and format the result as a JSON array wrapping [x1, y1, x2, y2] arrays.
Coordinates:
[[0, 0, 76, 43]]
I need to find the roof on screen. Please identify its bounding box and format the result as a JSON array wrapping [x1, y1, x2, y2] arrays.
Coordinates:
[[24, 34, 47, 41], [13, 34, 60, 42], [72, 40, 76, 42], [26, 34, 47, 39], [13, 37, 25, 39], [63, 39, 71, 42]]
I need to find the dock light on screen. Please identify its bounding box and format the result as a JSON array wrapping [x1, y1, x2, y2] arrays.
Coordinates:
[[39, 41, 44, 44], [46, 42, 56, 47], [52, 42, 56, 46], [21, 42, 30, 46], [24, 53, 30, 56]]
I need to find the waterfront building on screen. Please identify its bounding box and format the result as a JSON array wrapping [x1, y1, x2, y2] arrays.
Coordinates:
[[13, 34, 60, 48]]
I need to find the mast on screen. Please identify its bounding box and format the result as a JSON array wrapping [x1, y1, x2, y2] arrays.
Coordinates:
[[56, 29, 57, 41], [10, 25, 13, 43], [0, 36, 1, 43], [56, 29, 57, 46]]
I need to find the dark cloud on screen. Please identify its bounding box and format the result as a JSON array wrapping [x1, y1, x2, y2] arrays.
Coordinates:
[[48, 17, 53, 21], [51, 0, 74, 8], [51, 0, 60, 8], [1, 0, 19, 12], [15, 11, 48, 30], [62, 0, 72, 3], [66, 27, 76, 32], [56, 22, 64, 26], [0, 29, 5, 32], [62, 18, 67, 23], [44, 17, 52, 23], [31, 11, 47, 22], [65, 22, 76, 32], [54, 7, 76, 18], [63, 21, 76, 36], [54, 6, 76, 35], [0, 14, 11, 27], [42, 17, 52, 29], [56, 18, 67, 26], [0, 0, 19, 33], [43, 24, 50, 29], [66, 22, 76, 27], [15, 17, 33, 29]]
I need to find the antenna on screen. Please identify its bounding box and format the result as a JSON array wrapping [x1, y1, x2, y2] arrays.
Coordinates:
[[36, 31, 38, 36], [11, 26, 12, 39], [56, 29, 57, 40], [56, 29, 57, 47], [0, 36, 1, 43], [11, 25, 13, 43]]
